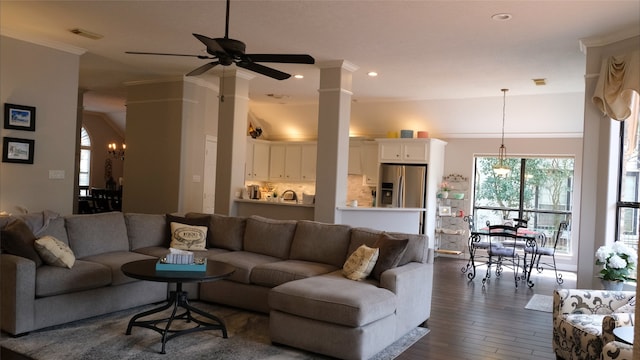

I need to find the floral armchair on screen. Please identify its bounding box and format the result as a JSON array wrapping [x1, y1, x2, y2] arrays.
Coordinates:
[[553, 289, 635, 360], [601, 341, 633, 360]]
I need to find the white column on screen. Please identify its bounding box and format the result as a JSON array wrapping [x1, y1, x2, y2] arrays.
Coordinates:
[[314, 60, 358, 223], [215, 69, 254, 215]]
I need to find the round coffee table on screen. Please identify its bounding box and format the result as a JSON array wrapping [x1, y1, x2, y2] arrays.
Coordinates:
[[121, 259, 235, 354]]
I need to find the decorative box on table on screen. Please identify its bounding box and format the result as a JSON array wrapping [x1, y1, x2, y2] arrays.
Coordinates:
[[156, 258, 207, 272]]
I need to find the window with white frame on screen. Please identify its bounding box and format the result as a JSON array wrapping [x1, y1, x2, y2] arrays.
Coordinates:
[[617, 92, 639, 260], [79, 127, 91, 196]]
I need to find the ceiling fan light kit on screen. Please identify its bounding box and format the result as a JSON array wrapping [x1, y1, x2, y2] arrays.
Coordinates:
[[126, 0, 314, 80]]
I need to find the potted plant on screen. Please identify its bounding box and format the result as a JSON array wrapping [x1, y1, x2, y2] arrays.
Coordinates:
[[438, 181, 451, 199], [595, 242, 637, 290]]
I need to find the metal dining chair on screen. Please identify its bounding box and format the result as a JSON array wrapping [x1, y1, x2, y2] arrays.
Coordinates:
[[524, 221, 568, 284], [483, 223, 522, 288]]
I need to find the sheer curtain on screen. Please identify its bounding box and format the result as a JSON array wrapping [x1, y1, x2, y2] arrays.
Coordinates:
[[592, 49, 640, 121]]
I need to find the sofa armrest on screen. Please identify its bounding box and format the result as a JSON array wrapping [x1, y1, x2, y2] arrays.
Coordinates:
[[380, 261, 433, 336], [602, 314, 635, 344], [602, 341, 634, 360], [1, 253, 36, 335], [553, 289, 635, 317]]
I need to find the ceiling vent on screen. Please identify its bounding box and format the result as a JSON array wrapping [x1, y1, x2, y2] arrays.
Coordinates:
[[70, 28, 103, 40], [533, 78, 547, 86]]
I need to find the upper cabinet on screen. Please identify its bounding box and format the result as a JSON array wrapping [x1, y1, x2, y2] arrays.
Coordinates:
[[378, 139, 430, 163], [361, 141, 379, 186], [348, 141, 363, 175], [246, 138, 270, 181], [300, 144, 317, 181], [269, 142, 317, 182]]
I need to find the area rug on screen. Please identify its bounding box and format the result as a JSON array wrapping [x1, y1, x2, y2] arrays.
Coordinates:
[[525, 294, 553, 313], [0, 302, 429, 360]]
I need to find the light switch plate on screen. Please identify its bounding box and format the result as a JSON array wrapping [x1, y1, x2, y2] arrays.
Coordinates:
[[49, 170, 65, 179]]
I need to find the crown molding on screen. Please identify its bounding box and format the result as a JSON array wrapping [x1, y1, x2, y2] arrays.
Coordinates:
[[579, 26, 640, 54], [0, 28, 86, 55]]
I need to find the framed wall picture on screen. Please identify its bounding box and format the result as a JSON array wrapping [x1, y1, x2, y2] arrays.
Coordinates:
[[2, 137, 35, 164], [438, 205, 452, 216], [4, 103, 36, 131]]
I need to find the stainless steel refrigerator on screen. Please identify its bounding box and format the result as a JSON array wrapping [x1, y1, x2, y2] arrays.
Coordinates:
[[377, 163, 428, 232]]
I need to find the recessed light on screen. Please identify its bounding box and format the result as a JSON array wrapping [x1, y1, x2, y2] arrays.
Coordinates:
[[367, 71, 378, 77], [491, 13, 513, 21], [70, 28, 103, 40], [294, 74, 304, 79]]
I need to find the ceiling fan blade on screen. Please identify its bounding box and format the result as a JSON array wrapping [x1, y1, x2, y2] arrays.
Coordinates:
[[186, 62, 220, 76], [245, 54, 315, 64], [126, 51, 213, 59], [237, 61, 291, 80], [193, 33, 226, 54]]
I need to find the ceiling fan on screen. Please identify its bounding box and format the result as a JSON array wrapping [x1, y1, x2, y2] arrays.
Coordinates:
[[126, 0, 314, 80]]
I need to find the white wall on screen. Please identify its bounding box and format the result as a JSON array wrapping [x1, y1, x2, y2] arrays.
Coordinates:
[[0, 36, 81, 215]]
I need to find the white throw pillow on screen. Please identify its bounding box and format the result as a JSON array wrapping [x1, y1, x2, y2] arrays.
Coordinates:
[[342, 245, 379, 281], [34, 236, 75, 268], [169, 222, 208, 251]]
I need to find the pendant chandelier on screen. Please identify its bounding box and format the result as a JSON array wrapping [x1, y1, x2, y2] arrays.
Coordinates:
[[493, 89, 510, 176]]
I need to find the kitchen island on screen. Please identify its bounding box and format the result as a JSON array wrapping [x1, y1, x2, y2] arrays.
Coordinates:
[[337, 206, 426, 235], [236, 199, 314, 220]]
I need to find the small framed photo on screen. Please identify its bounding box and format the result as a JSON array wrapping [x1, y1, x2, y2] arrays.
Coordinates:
[[438, 206, 452, 216], [4, 103, 36, 131], [2, 137, 35, 164]]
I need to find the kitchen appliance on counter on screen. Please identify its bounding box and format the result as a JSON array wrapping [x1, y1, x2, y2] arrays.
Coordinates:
[[378, 163, 427, 233], [247, 185, 261, 199]]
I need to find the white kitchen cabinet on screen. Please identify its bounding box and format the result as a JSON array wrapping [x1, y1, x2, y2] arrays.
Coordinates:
[[378, 139, 429, 163], [361, 141, 379, 186], [269, 142, 316, 182], [269, 144, 286, 180], [246, 138, 270, 181], [300, 144, 317, 181], [284, 144, 302, 180], [348, 141, 363, 174]]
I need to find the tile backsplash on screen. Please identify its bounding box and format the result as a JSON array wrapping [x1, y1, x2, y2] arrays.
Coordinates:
[[244, 176, 375, 207]]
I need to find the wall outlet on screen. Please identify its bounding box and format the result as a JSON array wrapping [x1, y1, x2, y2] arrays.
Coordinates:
[[49, 170, 65, 179]]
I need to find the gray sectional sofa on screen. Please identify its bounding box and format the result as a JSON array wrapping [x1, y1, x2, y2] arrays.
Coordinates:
[[1, 211, 434, 360]]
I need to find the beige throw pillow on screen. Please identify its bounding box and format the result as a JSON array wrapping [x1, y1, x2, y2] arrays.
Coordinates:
[[34, 236, 75, 268], [343, 245, 379, 281], [169, 222, 208, 251]]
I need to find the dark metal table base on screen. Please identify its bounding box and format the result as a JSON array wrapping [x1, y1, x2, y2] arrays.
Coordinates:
[[125, 283, 227, 354]]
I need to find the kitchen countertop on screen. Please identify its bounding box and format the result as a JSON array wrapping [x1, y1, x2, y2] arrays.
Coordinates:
[[236, 199, 314, 208], [337, 206, 426, 211]]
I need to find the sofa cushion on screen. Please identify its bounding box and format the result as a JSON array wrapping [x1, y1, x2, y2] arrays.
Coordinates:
[[613, 296, 635, 314], [343, 245, 379, 281], [210, 215, 246, 251], [126, 213, 167, 250], [35, 260, 112, 297], [210, 251, 281, 284], [348, 228, 429, 265], [269, 271, 397, 327], [37, 216, 69, 245], [65, 212, 130, 258], [370, 233, 409, 281], [251, 260, 338, 287], [169, 222, 208, 251], [243, 216, 296, 259], [289, 221, 351, 268], [185, 213, 246, 251], [34, 236, 75, 268], [1, 218, 43, 267], [83, 251, 155, 286]]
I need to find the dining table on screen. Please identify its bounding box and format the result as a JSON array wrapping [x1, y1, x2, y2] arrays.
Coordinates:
[[467, 226, 542, 288]]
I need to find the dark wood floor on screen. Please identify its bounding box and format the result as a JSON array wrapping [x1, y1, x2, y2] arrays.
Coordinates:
[[396, 256, 576, 360]]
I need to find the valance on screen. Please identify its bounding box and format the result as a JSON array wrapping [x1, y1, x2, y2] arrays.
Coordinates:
[[592, 49, 640, 121]]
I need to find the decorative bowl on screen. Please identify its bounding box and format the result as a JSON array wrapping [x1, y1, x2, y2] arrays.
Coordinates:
[[450, 193, 465, 200]]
